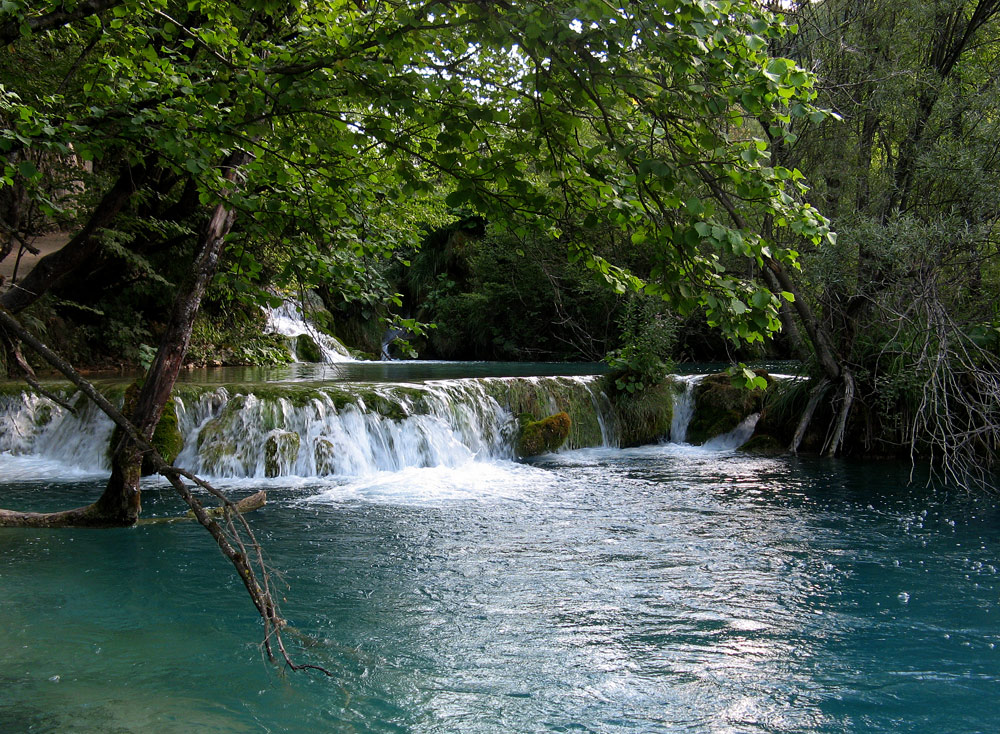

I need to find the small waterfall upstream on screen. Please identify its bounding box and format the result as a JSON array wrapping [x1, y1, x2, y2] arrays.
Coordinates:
[[265, 301, 353, 363]]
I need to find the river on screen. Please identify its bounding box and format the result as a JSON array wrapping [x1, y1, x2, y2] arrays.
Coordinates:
[[1, 363, 998, 732]]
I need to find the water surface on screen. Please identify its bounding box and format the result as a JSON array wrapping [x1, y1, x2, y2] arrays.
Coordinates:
[[1, 363, 997, 732], [2, 448, 997, 733]]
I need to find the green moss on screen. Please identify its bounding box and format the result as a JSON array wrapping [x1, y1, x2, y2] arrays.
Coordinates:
[[264, 431, 300, 477], [686, 371, 771, 446], [482, 377, 606, 449], [34, 402, 54, 428], [294, 334, 325, 363], [518, 412, 572, 457], [0, 381, 71, 398], [148, 399, 184, 472], [212, 384, 325, 409], [610, 379, 675, 448], [314, 438, 336, 475], [107, 379, 185, 477], [319, 387, 358, 412], [197, 427, 239, 472], [355, 389, 408, 420]]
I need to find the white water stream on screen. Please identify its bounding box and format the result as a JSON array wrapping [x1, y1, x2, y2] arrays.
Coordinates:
[[0, 373, 759, 483], [265, 301, 353, 362]]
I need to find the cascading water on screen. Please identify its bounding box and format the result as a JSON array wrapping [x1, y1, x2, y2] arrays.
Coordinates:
[[0, 369, 771, 485], [174, 382, 518, 478], [701, 412, 760, 450], [669, 374, 703, 443], [0, 389, 114, 476], [4, 366, 998, 734], [379, 326, 408, 360], [265, 300, 353, 363], [0, 375, 618, 481]]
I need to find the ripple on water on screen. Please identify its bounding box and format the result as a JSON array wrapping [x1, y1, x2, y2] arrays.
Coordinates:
[[1, 448, 999, 733]]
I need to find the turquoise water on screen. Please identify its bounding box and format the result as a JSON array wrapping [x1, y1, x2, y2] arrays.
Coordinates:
[[2, 447, 998, 732]]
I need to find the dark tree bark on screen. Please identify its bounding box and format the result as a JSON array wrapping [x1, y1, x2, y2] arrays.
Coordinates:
[[1, 159, 153, 314], [101, 149, 253, 524], [0, 0, 124, 46]]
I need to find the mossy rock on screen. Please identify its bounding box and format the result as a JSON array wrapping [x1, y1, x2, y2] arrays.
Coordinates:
[[484, 377, 606, 449], [314, 438, 336, 475], [149, 399, 184, 473], [107, 380, 185, 477], [355, 389, 412, 420], [686, 371, 771, 446], [264, 431, 301, 477], [33, 401, 55, 429], [739, 434, 786, 455], [518, 412, 571, 457], [295, 334, 325, 363], [610, 380, 675, 448]]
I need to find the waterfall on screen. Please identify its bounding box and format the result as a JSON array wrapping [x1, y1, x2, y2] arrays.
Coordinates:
[[0, 389, 114, 474], [701, 413, 760, 451], [669, 374, 703, 443], [380, 327, 408, 360], [0, 376, 616, 480], [265, 300, 353, 363], [0, 370, 770, 480]]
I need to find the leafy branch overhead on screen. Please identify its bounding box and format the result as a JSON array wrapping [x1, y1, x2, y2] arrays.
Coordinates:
[[2, 0, 831, 342]]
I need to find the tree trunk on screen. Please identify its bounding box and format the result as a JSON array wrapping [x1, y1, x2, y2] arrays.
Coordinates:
[[100, 149, 252, 524], [791, 378, 830, 455], [764, 256, 841, 382], [1, 158, 153, 314]]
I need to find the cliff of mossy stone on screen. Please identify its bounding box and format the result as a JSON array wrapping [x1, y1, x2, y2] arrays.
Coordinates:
[[686, 371, 771, 446], [518, 412, 572, 457], [481, 377, 607, 450], [107, 380, 185, 476], [607, 378, 676, 448], [294, 334, 325, 363]]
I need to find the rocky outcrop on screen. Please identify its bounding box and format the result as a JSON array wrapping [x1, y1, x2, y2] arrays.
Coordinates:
[[518, 412, 572, 457]]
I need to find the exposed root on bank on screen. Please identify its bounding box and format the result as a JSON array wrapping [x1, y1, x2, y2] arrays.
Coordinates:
[[790, 377, 830, 454]]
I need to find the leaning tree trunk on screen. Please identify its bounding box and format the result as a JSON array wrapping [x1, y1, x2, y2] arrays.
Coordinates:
[[761, 256, 863, 456], [99, 150, 252, 524], [1, 157, 153, 315]]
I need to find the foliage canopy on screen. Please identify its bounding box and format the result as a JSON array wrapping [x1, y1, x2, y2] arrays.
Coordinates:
[[1, 0, 830, 344]]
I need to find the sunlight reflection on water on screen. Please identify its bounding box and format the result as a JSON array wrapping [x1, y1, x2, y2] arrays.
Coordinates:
[[2, 443, 998, 732]]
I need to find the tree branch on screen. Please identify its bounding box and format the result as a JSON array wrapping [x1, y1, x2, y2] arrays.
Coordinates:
[[0, 0, 123, 46]]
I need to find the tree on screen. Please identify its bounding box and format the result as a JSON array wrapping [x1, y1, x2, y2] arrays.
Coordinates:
[[0, 0, 831, 657], [757, 0, 1000, 486]]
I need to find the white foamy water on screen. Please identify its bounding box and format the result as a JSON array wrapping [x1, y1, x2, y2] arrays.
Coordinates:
[[670, 374, 703, 443], [303, 460, 556, 506], [0, 391, 113, 476], [265, 300, 353, 362], [0, 372, 764, 487], [702, 412, 761, 451]]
